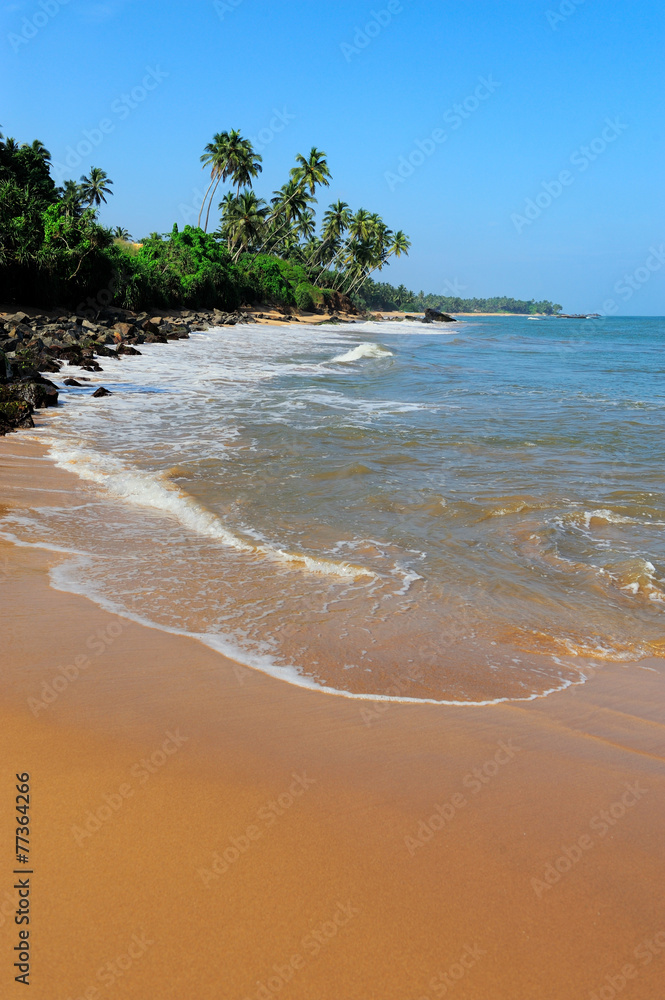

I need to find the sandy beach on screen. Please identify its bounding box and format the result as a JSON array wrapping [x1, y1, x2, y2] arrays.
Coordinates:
[[1, 434, 664, 1000]]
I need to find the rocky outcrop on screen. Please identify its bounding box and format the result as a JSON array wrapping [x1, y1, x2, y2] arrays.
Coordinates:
[[423, 309, 456, 323]]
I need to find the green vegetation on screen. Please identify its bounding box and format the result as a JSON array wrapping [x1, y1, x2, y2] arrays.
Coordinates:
[[0, 122, 561, 316]]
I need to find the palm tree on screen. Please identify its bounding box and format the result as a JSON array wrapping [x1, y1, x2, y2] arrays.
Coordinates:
[[59, 179, 84, 217], [198, 130, 262, 232], [291, 147, 331, 195], [113, 226, 132, 240], [79, 167, 113, 207], [23, 139, 51, 163], [226, 190, 269, 261], [258, 147, 331, 254]]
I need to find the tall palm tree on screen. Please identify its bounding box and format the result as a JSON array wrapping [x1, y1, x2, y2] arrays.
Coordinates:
[[79, 167, 113, 207], [113, 226, 132, 240], [198, 130, 262, 232], [226, 190, 269, 261], [258, 147, 331, 254], [291, 147, 331, 195]]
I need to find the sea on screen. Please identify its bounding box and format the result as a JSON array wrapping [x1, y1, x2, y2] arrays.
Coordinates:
[[3, 315, 664, 705]]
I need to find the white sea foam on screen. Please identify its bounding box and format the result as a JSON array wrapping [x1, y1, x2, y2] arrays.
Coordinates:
[[47, 442, 373, 579], [331, 343, 394, 363]]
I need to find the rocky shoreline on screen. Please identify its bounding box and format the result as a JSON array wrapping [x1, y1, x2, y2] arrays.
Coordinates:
[[0, 304, 455, 435]]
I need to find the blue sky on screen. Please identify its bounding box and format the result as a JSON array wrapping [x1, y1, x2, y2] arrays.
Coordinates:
[[2, 0, 664, 313]]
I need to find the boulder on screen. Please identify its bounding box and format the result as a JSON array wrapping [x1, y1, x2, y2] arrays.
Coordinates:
[[113, 322, 137, 341], [0, 396, 34, 435], [91, 387, 112, 398], [423, 308, 456, 323], [117, 344, 142, 355], [64, 378, 84, 387], [12, 376, 59, 409]]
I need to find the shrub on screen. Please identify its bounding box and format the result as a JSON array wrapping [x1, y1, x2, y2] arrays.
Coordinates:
[[294, 282, 315, 311]]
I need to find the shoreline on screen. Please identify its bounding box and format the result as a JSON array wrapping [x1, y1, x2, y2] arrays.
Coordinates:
[[1, 437, 665, 998]]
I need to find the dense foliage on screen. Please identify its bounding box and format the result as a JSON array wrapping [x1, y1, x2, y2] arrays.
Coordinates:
[[0, 124, 562, 316]]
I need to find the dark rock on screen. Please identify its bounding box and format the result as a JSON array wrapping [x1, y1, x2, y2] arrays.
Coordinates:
[[81, 362, 103, 372], [12, 376, 59, 408], [117, 344, 142, 355], [0, 396, 34, 434], [0, 350, 9, 382], [91, 387, 112, 397], [423, 308, 456, 324], [64, 378, 84, 387]]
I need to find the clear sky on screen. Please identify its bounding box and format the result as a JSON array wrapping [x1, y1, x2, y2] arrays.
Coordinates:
[[3, 0, 664, 313]]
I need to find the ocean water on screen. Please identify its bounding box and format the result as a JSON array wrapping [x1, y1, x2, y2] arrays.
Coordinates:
[[4, 315, 665, 704]]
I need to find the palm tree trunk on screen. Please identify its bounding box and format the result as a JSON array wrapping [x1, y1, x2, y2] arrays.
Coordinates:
[[197, 175, 216, 229], [204, 176, 223, 233]]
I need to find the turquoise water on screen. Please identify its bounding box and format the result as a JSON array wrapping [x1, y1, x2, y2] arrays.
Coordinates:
[[4, 315, 664, 703]]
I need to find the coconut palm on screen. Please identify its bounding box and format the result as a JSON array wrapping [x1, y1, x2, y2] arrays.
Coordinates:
[[290, 147, 331, 196], [23, 139, 51, 163], [226, 190, 269, 261], [79, 167, 113, 207], [58, 179, 84, 217], [198, 130, 262, 232], [113, 226, 132, 240]]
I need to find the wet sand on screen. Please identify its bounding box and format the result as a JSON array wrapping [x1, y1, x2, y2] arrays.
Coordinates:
[[1, 437, 664, 1000]]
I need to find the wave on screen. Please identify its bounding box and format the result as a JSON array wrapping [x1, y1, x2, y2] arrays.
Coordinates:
[[47, 442, 374, 579], [331, 343, 394, 363]]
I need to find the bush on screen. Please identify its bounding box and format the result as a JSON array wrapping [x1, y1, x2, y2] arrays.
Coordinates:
[[294, 282, 315, 311]]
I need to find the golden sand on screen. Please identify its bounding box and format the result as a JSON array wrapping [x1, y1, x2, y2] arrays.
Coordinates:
[[1, 437, 664, 999]]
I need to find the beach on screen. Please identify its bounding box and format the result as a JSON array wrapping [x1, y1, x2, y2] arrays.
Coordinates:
[[1, 425, 665, 998], [0, 320, 665, 1000]]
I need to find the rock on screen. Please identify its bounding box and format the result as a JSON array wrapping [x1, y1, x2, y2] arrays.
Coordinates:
[[0, 396, 34, 435], [423, 308, 456, 324], [0, 350, 9, 382], [91, 387, 112, 397], [4, 311, 30, 325], [64, 378, 84, 386], [12, 376, 59, 409], [81, 363, 103, 372], [113, 322, 137, 341], [117, 344, 142, 355]]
